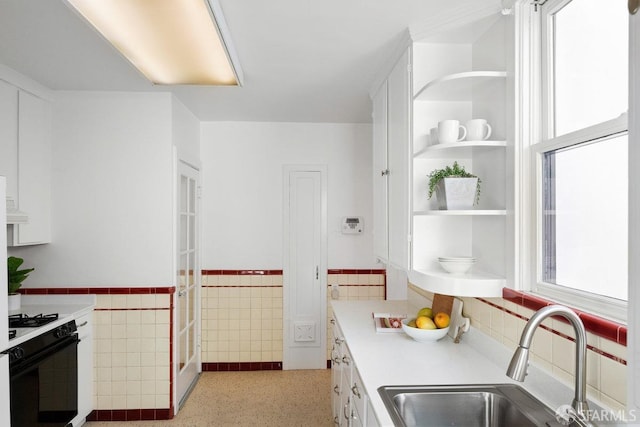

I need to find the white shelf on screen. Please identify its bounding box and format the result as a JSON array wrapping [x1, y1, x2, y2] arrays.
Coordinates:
[[408, 268, 505, 297], [413, 209, 506, 216], [414, 140, 506, 159], [414, 71, 507, 101]]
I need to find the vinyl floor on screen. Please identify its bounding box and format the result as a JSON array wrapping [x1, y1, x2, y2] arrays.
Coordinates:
[[86, 369, 333, 427]]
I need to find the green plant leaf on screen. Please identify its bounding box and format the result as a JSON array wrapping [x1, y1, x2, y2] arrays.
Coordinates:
[[7, 256, 34, 294]]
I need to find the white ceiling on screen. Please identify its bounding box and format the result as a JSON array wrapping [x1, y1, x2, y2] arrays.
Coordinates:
[[0, 0, 502, 123]]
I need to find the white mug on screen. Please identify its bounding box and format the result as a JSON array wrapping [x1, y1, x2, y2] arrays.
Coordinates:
[[429, 127, 439, 145], [465, 119, 492, 141], [438, 120, 467, 144]]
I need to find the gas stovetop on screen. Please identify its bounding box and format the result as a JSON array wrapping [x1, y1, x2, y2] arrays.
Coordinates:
[[9, 313, 59, 328]]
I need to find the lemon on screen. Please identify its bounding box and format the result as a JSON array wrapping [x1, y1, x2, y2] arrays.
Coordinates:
[[416, 316, 437, 330]]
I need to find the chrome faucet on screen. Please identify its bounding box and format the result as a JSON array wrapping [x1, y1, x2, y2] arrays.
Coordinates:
[[506, 305, 591, 423]]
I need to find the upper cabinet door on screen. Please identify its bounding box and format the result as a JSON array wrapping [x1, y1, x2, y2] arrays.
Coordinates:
[[0, 80, 19, 200], [372, 81, 389, 263], [13, 90, 52, 245], [386, 48, 411, 271]]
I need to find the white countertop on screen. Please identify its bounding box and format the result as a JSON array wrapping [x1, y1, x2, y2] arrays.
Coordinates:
[[331, 300, 605, 427], [7, 294, 96, 347]]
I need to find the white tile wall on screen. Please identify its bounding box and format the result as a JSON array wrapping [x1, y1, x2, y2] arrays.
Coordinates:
[[93, 294, 171, 411]]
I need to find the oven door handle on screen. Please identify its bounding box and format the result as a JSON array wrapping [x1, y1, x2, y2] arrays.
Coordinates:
[[9, 334, 79, 380]]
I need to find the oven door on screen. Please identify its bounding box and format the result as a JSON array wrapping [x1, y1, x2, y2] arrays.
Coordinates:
[[10, 334, 78, 426]]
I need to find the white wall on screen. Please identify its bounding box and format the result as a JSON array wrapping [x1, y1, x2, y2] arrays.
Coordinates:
[[200, 121, 376, 270], [10, 91, 176, 287]]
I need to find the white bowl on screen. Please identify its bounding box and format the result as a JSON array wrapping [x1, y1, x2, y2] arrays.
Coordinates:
[[401, 319, 449, 342], [438, 256, 476, 262], [438, 258, 475, 274]]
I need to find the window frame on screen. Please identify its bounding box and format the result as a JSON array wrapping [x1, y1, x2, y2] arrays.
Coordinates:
[[524, 0, 629, 322]]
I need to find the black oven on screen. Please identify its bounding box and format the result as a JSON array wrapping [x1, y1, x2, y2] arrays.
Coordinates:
[[5, 320, 79, 427]]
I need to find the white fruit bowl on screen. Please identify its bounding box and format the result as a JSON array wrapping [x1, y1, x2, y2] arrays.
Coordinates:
[[438, 257, 475, 274], [401, 319, 449, 342]]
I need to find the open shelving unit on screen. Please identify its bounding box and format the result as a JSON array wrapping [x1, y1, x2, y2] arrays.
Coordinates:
[[410, 64, 508, 297]]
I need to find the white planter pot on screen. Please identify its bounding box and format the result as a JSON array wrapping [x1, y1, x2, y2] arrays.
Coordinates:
[[435, 177, 478, 210], [7, 293, 21, 311]]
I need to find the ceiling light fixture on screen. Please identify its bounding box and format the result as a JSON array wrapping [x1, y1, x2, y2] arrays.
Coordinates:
[[65, 0, 243, 86]]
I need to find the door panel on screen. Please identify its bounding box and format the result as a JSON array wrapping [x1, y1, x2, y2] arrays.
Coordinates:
[[283, 167, 327, 369]]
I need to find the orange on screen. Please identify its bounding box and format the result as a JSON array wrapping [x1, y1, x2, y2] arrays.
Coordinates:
[[434, 312, 450, 329]]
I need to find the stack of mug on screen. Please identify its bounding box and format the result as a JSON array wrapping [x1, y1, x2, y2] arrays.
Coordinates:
[[429, 119, 492, 145]]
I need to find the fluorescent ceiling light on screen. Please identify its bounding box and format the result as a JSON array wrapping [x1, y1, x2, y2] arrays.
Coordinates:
[[66, 0, 243, 86]]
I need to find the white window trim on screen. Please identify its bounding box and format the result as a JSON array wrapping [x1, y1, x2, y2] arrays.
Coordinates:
[[515, 0, 628, 323]]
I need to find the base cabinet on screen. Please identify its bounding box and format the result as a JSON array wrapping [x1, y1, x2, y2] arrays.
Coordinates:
[[331, 319, 379, 427], [71, 311, 94, 426]]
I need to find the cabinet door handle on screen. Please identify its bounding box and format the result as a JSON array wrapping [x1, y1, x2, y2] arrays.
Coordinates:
[[332, 357, 341, 365], [351, 384, 361, 399], [342, 355, 350, 365], [333, 385, 340, 395], [77, 321, 88, 328], [381, 169, 389, 176], [334, 337, 344, 345]]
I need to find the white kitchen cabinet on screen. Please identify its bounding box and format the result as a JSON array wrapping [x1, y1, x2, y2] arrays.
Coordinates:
[[0, 78, 52, 246], [0, 354, 10, 427], [331, 319, 346, 425], [331, 318, 379, 427], [0, 81, 18, 202], [72, 310, 94, 427], [371, 48, 411, 272], [372, 81, 388, 263]]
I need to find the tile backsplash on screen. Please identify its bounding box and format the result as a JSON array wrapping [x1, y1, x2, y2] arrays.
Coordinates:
[[407, 284, 628, 411]]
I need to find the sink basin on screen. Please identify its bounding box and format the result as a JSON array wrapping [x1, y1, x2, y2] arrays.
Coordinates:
[[378, 384, 565, 427]]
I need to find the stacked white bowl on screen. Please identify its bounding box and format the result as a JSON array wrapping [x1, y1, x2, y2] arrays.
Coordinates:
[[438, 256, 476, 274]]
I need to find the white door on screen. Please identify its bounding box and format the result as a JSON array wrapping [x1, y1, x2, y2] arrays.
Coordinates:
[[175, 162, 201, 408], [283, 166, 327, 370]]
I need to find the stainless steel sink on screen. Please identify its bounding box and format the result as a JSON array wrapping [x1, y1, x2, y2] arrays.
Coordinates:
[[378, 384, 566, 427]]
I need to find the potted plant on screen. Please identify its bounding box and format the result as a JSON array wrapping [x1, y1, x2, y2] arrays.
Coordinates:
[[7, 256, 34, 311], [427, 161, 481, 210]]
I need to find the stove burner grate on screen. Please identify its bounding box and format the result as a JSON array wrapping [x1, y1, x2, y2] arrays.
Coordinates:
[[9, 313, 59, 328]]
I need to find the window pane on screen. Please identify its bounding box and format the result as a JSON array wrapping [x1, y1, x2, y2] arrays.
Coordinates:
[[553, 0, 628, 136], [542, 134, 628, 300]]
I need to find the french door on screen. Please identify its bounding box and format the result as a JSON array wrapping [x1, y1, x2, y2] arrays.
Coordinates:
[[175, 162, 201, 409]]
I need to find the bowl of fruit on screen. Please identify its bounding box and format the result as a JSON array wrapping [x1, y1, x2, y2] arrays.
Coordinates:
[[402, 307, 450, 343]]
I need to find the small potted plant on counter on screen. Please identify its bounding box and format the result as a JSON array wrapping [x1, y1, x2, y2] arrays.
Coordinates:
[[427, 161, 481, 210], [7, 256, 34, 311]]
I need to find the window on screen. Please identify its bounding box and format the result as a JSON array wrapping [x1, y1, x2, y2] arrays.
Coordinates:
[[531, 0, 629, 319]]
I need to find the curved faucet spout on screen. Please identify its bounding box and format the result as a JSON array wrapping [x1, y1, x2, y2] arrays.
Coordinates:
[[506, 305, 590, 421]]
